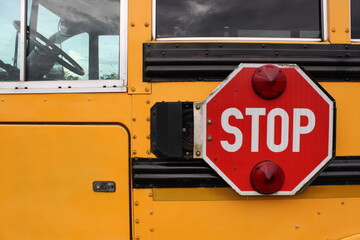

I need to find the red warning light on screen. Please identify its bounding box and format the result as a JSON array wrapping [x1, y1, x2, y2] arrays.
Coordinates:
[[250, 160, 285, 194], [252, 65, 287, 100]]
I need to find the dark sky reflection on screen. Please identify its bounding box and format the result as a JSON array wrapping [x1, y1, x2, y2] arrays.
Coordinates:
[[157, 0, 321, 38]]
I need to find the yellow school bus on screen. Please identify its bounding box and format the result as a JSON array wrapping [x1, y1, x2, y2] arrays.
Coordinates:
[[0, 0, 360, 239]]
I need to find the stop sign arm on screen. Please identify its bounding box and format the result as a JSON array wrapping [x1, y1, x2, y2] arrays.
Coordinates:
[[193, 102, 204, 159]]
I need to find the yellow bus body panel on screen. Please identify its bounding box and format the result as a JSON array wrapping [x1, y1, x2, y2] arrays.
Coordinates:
[[328, 0, 350, 43], [0, 124, 130, 240], [133, 187, 360, 240]]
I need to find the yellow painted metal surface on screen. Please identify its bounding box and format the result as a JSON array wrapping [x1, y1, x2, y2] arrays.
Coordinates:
[[134, 187, 360, 240], [0, 125, 130, 240], [321, 82, 360, 155], [328, 0, 350, 43], [128, 0, 152, 94]]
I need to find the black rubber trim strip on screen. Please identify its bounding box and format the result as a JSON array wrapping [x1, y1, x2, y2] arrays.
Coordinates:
[[144, 43, 360, 82], [132, 156, 360, 188]]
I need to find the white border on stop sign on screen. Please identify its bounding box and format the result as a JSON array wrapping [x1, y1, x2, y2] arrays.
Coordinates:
[[199, 63, 335, 196]]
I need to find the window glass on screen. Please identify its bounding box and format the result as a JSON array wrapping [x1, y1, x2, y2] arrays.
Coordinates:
[[156, 0, 322, 39], [0, 1, 21, 81], [352, 0, 360, 39], [99, 36, 119, 80], [27, 0, 120, 81]]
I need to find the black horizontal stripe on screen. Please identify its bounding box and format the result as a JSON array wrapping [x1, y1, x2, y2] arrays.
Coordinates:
[[144, 43, 360, 82], [133, 156, 360, 188]]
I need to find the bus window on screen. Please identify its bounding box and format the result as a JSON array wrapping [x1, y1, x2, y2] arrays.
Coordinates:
[[0, 0, 125, 91], [0, 1, 20, 81], [351, 0, 360, 40], [27, 0, 120, 81], [156, 0, 323, 40], [29, 4, 89, 80]]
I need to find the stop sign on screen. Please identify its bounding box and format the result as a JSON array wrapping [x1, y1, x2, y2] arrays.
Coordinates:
[[202, 63, 335, 195]]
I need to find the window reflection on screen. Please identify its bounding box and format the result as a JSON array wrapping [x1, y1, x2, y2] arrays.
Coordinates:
[[26, 0, 120, 81], [0, 1, 21, 81], [99, 36, 119, 80], [156, 0, 322, 39]]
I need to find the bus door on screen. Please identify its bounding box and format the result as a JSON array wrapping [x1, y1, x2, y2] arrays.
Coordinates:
[[0, 124, 130, 240]]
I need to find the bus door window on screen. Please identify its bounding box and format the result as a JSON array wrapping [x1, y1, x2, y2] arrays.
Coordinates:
[[0, 1, 21, 81]]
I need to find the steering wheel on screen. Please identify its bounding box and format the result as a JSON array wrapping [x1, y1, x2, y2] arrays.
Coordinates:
[[13, 20, 84, 76]]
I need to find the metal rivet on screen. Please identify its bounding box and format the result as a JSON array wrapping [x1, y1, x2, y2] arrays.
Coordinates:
[[148, 192, 153, 197], [133, 135, 137, 139], [135, 236, 140, 240], [135, 219, 140, 224], [88, 98, 91, 101], [130, 22, 135, 27], [145, 87, 150, 92], [341, 201, 345, 205], [146, 99, 150, 104], [144, 22, 149, 27], [196, 151, 201, 156], [150, 228, 154, 232], [195, 104, 201, 110], [146, 117, 150, 122], [147, 135, 151, 140], [133, 150, 137, 155], [132, 118, 136, 122], [146, 150, 151, 155], [207, 119, 212, 124], [131, 87, 136, 92], [345, 28, 349, 33], [317, 211, 321, 215], [332, 28, 336, 32], [134, 201, 139, 206], [295, 225, 299, 229], [207, 136, 212, 141], [149, 211, 154, 215]]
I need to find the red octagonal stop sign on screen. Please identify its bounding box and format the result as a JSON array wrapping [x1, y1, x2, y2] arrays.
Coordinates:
[[201, 63, 335, 195]]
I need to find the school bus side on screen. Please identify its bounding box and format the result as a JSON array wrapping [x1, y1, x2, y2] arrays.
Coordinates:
[[0, 0, 360, 240]]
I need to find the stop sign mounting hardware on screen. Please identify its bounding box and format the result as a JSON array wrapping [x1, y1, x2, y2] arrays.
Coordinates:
[[193, 63, 335, 196]]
